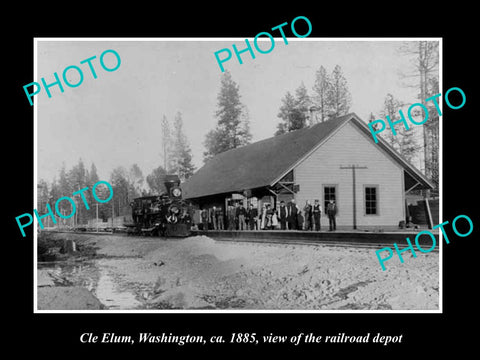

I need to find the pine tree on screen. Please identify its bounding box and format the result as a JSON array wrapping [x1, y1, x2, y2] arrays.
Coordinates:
[[239, 105, 253, 145], [203, 71, 251, 162], [161, 115, 171, 171], [312, 66, 330, 123], [58, 162, 71, 197], [146, 166, 167, 194], [88, 162, 100, 185], [326, 65, 351, 119], [424, 76, 440, 190], [398, 40, 439, 185], [68, 158, 88, 224], [295, 82, 311, 124], [275, 91, 297, 135], [109, 166, 130, 217], [203, 127, 230, 161], [55, 162, 71, 221], [398, 126, 417, 163], [86, 162, 100, 222], [380, 94, 417, 162], [86, 162, 110, 222], [380, 94, 403, 150], [37, 179, 50, 213], [368, 112, 378, 131], [169, 112, 196, 180], [275, 83, 310, 136], [49, 177, 60, 213], [128, 163, 144, 198]]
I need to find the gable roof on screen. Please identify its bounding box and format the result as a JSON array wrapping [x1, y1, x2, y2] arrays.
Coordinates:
[[347, 113, 435, 191], [182, 113, 433, 199]]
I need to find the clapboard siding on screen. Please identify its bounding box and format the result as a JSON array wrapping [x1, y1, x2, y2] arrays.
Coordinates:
[[295, 121, 404, 229]]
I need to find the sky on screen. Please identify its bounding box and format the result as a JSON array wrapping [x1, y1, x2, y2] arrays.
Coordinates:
[[36, 39, 439, 184]]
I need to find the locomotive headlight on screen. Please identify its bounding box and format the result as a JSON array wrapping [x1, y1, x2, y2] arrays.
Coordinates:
[[172, 187, 182, 197]]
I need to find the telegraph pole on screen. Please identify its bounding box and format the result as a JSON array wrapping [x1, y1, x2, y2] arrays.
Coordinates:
[[111, 199, 115, 229], [340, 164, 368, 230], [96, 203, 99, 233]]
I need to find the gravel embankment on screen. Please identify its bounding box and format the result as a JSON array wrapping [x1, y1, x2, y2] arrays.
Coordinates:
[[37, 233, 439, 310]]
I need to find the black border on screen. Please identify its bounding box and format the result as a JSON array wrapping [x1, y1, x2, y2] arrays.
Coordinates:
[[8, 5, 478, 355]]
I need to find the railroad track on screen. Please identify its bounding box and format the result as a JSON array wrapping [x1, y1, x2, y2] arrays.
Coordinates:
[[212, 237, 440, 251], [191, 229, 440, 252], [40, 229, 440, 252]]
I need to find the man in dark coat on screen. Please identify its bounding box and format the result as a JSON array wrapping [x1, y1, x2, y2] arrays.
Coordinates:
[[246, 203, 257, 230], [287, 199, 299, 230], [303, 200, 313, 231], [236, 203, 247, 230], [313, 199, 322, 231], [200, 208, 208, 231], [217, 207, 224, 230], [326, 200, 337, 231], [211, 207, 217, 230], [278, 201, 288, 230], [227, 205, 235, 230], [297, 210, 304, 230]]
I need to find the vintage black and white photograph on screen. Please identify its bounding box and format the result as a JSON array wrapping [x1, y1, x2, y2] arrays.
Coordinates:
[[34, 38, 441, 312]]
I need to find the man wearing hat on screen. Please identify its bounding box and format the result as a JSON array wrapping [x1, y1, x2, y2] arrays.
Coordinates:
[[313, 199, 322, 231], [278, 200, 288, 230], [326, 199, 337, 231], [287, 199, 299, 230]]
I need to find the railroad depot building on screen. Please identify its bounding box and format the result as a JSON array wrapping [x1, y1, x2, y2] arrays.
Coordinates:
[[182, 113, 435, 230]]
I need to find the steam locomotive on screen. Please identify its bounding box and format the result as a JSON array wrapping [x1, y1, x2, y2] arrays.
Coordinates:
[[127, 175, 192, 237]]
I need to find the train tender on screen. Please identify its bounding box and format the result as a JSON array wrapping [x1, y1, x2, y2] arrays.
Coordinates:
[[128, 175, 192, 237]]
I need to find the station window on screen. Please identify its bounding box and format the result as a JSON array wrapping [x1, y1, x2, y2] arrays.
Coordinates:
[[323, 185, 336, 210], [365, 186, 378, 215]]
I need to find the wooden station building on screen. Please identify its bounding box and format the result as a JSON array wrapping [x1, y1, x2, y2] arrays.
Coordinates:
[[182, 113, 435, 230]]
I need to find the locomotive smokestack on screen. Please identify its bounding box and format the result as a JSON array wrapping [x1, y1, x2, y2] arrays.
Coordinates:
[[164, 174, 180, 194]]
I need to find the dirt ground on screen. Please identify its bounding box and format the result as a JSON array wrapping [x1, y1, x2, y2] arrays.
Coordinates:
[[37, 232, 439, 311]]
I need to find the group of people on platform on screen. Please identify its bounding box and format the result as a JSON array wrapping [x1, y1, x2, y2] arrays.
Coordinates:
[[199, 199, 338, 232]]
